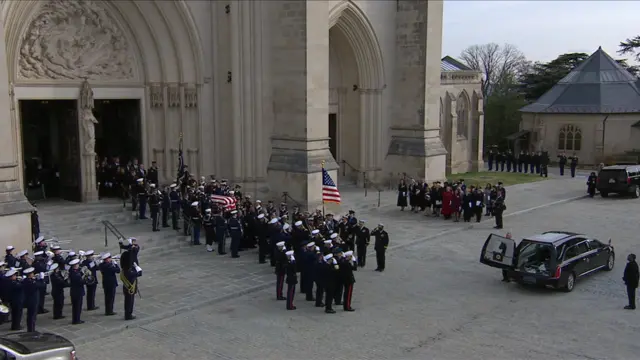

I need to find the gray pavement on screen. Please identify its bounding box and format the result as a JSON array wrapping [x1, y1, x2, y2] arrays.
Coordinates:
[[75, 184, 640, 360]]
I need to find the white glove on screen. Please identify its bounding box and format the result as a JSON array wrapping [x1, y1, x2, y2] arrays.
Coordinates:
[[39, 272, 45, 280]]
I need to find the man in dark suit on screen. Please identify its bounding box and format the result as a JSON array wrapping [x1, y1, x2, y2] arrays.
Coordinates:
[[623, 253, 639, 310]]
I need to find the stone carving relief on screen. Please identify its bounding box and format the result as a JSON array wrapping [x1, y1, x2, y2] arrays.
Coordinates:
[[18, 0, 134, 80], [150, 83, 163, 108], [79, 80, 98, 155], [184, 87, 197, 108], [167, 85, 180, 108]]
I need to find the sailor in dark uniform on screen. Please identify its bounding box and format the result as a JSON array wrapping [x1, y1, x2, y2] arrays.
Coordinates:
[[4, 246, 16, 269], [149, 185, 161, 231], [22, 267, 44, 332], [99, 253, 120, 316], [119, 250, 141, 321], [284, 250, 297, 310], [161, 186, 171, 228], [169, 184, 181, 230], [68, 259, 85, 325], [31, 251, 49, 314], [49, 263, 68, 320], [81, 250, 99, 311], [6, 269, 23, 330], [135, 178, 148, 219], [228, 210, 243, 258]]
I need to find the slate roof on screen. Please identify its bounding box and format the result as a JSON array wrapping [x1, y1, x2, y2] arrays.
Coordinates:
[[441, 56, 472, 72], [520, 47, 640, 114]]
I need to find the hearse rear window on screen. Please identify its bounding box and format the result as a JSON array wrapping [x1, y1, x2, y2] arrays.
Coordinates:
[[599, 169, 627, 181], [516, 241, 554, 276]]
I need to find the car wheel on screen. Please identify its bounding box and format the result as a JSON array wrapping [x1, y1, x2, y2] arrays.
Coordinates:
[[601, 191, 609, 198], [564, 273, 576, 292], [634, 186, 640, 199], [605, 253, 615, 271]]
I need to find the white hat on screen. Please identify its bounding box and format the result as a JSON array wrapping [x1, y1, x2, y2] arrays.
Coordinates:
[[170, 183, 177, 188], [283, 224, 290, 230], [157, 190, 162, 195], [68, 251, 76, 257], [17, 250, 28, 257], [276, 241, 285, 247], [324, 254, 334, 261], [84, 250, 94, 256], [137, 178, 144, 182], [231, 210, 238, 214], [33, 251, 44, 256], [344, 250, 354, 257], [129, 238, 137, 244], [269, 218, 278, 224], [315, 246, 320, 252], [306, 242, 315, 248], [0, 261, 5, 267], [4, 269, 16, 277], [198, 186, 205, 190], [51, 245, 61, 251], [285, 250, 294, 256], [294, 221, 303, 227], [5, 246, 14, 251], [149, 184, 156, 188], [257, 214, 265, 219], [35, 236, 44, 244], [256, 200, 262, 203], [23, 267, 35, 275], [78, 250, 85, 256], [229, 191, 235, 195], [48, 263, 59, 271], [191, 201, 199, 207], [324, 240, 332, 245], [101, 253, 112, 260], [330, 233, 338, 239], [359, 220, 366, 223], [69, 259, 80, 265], [311, 229, 320, 235], [378, 223, 384, 227]]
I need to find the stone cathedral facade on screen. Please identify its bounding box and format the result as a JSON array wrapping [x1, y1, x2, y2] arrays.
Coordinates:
[[0, 0, 483, 250]]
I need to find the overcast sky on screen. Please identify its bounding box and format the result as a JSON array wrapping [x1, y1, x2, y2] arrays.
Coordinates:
[[442, 1, 640, 63]]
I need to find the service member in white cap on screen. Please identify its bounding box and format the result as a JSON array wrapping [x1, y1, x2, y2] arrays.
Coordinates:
[[22, 267, 42, 331], [322, 254, 339, 314], [323, 239, 334, 255], [4, 246, 16, 268], [372, 223, 389, 272], [256, 213, 269, 264], [228, 210, 242, 258], [148, 183, 162, 232], [168, 183, 181, 230], [31, 251, 49, 315], [5, 268, 23, 330], [274, 241, 287, 300], [50, 246, 65, 268], [48, 263, 67, 320], [16, 250, 29, 270], [81, 250, 99, 311], [68, 258, 85, 324], [340, 251, 357, 312], [301, 242, 317, 302], [284, 250, 297, 310], [135, 178, 149, 220], [34, 236, 47, 253], [98, 253, 120, 316], [355, 220, 371, 268], [203, 208, 216, 253]]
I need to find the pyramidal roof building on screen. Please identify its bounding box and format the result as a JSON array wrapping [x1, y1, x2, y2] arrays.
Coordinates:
[[517, 47, 640, 165]]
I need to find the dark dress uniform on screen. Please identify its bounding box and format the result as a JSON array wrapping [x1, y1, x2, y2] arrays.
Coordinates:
[[69, 268, 85, 324], [23, 276, 43, 332], [50, 269, 68, 319], [493, 195, 506, 229], [81, 258, 99, 311], [340, 258, 356, 311], [228, 215, 242, 258], [557, 154, 567, 176], [285, 259, 297, 310], [313, 257, 325, 307], [149, 190, 161, 231], [214, 214, 227, 254], [397, 183, 408, 209], [4, 253, 16, 268], [257, 219, 269, 264], [99, 260, 120, 316], [569, 155, 579, 178], [323, 259, 339, 313], [136, 183, 148, 219], [623, 257, 639, 310], [473, 190, 484, 222], [355, 225, 370, 268], [191, 208, 203, 245], [302, 249, 316, 300], [32, 259, 49, 314], [169, 188, 181, 230], [122, 266, 139, 320], [274, 248, 287, 300], [372, 227, 389, 271], [9, 277, 24, 330], [203, 212, 215, 250], [161, 190, 170, 227]]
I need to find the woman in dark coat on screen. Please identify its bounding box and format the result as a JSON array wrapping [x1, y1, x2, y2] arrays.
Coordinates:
[[397, 179, 408, 211], [452, 188, 462, 222]]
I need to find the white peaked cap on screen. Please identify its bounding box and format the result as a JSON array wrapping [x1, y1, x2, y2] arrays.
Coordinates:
[[17, 250, 28, 257], [324, 240, 332, 245], [231, 210, 238, 214], [290, 255, 296, 262], [137, 178, 144, 182], [205, 208, 212, 213], [198, 186, 204, 190], [324, 254, 334, 261], [69, 259, 80, 265], [306, 242, 315, 248], [256, 200, 262, 203], [170, 183, 177, 188], [78, 250, 85, 256], [129, 238, 136, 244], [101, 253, 112, 260], [344, 250, 354, 257], [48, 263, 59, 271], [378, 223, 384, 227], [294, 221, 303, 227], [33, 251, 44, 256], [229, 191, 235, 194], [330, 233, 338, 239], [315, 246, 320, 252], [149, 184, 156, 188], [269, 218, 278, 224], [283, 224, 290, 230], [84, 250, 94, 256], [311, 229, 320, 235], [191, 202, 199, 207], [22, 267, 35, 274], [285, 250, 294, 256], [276, 241, 285, 247], [0, 261, 4, 267], [5, 246, 14, 251], [68, 251, 76, 257], [4, 269, 16, 277], [51, 245, 61, 250], [257, 214, 265, 219], [35, 236, 45, 243]]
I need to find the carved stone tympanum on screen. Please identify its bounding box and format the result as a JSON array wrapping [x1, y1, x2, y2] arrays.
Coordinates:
[[18, 0, 134, 80]]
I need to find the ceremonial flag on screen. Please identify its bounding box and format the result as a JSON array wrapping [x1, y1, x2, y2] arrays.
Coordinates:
[[177, 133, 185, 180], [322, 168, 341, 204]]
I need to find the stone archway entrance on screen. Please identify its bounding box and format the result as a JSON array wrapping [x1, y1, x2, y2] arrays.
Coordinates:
[[328, 2, 385, 184]]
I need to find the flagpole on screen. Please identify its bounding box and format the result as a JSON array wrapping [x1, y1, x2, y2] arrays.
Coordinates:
[[321, 160, 326, 217]]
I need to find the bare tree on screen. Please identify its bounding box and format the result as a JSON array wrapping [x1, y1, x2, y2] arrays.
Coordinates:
[[459, 43, 527, 98]]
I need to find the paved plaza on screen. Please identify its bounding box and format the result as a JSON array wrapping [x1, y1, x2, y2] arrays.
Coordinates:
[[10, 175, 639, 359]]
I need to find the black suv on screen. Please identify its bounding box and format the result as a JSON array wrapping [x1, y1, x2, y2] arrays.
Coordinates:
[[596, 165, 640, 198], [480, 231, 615, 292]]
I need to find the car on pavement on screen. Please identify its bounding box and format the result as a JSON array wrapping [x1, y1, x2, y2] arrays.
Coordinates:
[[480, 231, 615, 292], [596, 165, 640, 198], [0, 332, 77, 360]]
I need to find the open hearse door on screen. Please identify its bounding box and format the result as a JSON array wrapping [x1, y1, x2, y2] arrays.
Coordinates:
[[480, 234, 516, 269]]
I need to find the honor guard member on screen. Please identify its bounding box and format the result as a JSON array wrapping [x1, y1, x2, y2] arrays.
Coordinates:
[[33, 237, 47, 253], [313, 249, 326, 307], [487, 148, 495, 171], [203, 209, 216, 252], [505, 150, 513, 172], [302, 242, 316, 301], [493, 192, 506, 230], [355, 221, 370, 268], [169, 184, 181, 230], [268, 218, 281, 266], [16, 250, 29, 270], [372, 224, 389, 272], [136, 178, 148, 219], [22, 267, 43, 332], [557, 152, 568, 176], [51, 246, 65, 268], [119, 250, 141, 321], [341, 251, 357, 311], [4, 246, 16, 268], [68, 259, 85, 325], [285, 250, 297, 310], [190, 202, 202, 245], [228, 210, 243, 258], [323, 254, 338, 314], [332, 250, 344, 306], [0, 262, 9, 311], [149, 185, 161, 231], [81, 250, 99, 311], [6, 268, 24, 330], [256, 214, 269, 263], [324, 237, 336, 255], [274, 241, 287, 300], [161, 187, 171, 228], [31, 251, 49, 314], [65, 251, 77, 266], [120, 238, 141, 267], [49, 263, 68, 320], [99, 253, 120, 316], [214, 210, 228, 255], [569, 153, 579, 178], [147, 161, 159, 186]]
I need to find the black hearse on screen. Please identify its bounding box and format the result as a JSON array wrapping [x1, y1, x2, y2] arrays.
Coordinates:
[[480, 231, 615, 292], [597, 165, 640, 198]]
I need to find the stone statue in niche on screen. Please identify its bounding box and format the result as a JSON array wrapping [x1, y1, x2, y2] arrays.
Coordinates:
[[150, 84, 163, 108], [18, 0, 134, 80], [79, 80, 98, 155], [168, 86, 180, 108]]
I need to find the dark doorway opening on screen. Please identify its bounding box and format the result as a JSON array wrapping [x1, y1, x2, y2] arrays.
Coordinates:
[[20, 100, 81, 202], [329, 113, 338, 160], [93, 99, 142, 165]]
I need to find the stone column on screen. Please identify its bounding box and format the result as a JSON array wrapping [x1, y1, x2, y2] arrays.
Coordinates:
[[476, 95, 485, 170], [267, 0, 337, 210], [78, 80, 99, 203], [0, 19, 34, 251], [385, 0, 447, 181]]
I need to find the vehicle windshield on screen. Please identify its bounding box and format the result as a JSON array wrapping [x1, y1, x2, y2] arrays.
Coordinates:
[[516, 241, 554, 275], [598, 169, 627, 181]]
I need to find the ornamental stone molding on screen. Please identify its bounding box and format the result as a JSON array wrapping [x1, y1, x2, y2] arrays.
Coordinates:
[[149, 83, 163, 108], [184, 87, 197, 108], [18, 0, 134, 81], [167, 85, 180, 108]]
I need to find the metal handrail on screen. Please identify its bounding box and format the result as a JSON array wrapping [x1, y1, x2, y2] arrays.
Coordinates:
[[281, 192, 304, 211], [363, 172, 383, 207], [341, 159, 360, 177], [102, 220, 125, 248]]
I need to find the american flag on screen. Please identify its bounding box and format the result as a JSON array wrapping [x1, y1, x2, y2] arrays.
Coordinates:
[[177, 134, 185, 180], [322, 168, 341, 204]]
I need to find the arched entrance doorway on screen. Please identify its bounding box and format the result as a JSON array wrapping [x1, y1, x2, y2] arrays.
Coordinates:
[[328, 1, 385, 184], [2, 0, 205, 201]]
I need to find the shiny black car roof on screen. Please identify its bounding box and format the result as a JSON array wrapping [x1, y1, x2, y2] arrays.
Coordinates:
[[0, 332, 73, 354], [524, 231, 582, 245]]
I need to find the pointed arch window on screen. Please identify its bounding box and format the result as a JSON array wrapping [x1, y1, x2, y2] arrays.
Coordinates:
[[456, 93, 469, 138], [558, 124, 582, 151]]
